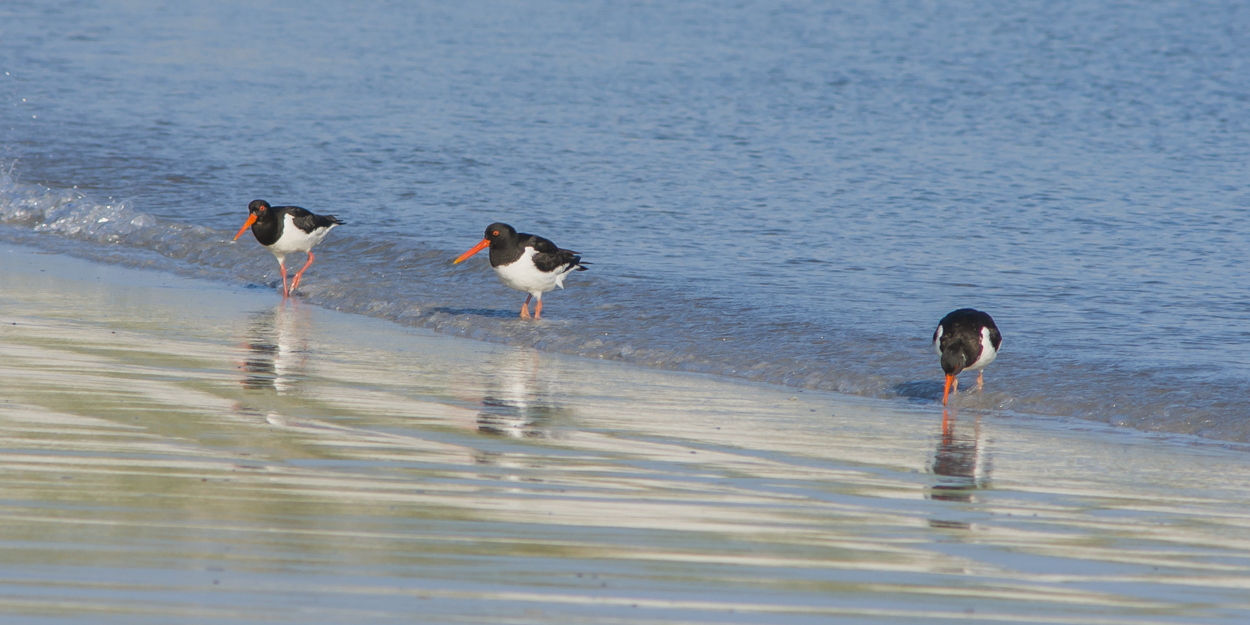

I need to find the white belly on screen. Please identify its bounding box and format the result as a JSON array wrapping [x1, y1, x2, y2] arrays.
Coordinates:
[[493, 248, 571, 298], [268, 214, 336, 260]]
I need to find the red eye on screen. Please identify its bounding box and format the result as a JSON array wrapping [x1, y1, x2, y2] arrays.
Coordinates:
[[492, 230, 499, 236]]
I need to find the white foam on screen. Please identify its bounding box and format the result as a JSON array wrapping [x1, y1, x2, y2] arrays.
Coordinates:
[[1, 169, 156, 243]]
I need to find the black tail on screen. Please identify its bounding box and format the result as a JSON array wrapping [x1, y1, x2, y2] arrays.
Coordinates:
[[315, 214, 344, 228]]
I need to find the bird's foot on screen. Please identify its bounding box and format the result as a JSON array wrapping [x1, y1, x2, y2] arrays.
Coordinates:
[[520, 306, 531, 320]]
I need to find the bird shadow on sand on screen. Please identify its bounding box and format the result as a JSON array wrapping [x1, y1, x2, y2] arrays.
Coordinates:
[[430, 306, 518, 319], [891, 380, 944, 403]]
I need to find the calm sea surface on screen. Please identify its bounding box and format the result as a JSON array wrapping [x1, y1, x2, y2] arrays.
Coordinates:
[[3, 0, 1250, 440]]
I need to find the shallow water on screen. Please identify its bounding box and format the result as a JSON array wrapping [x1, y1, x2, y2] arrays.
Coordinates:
[[2, 245, 1250, 624], [3, 0, 1250, 440]]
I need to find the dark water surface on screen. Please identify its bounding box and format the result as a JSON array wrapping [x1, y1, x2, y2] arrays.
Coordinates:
[[3, 0, 1250, 440]]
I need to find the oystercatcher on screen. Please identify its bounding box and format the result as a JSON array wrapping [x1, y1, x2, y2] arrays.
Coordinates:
[[933, 308, 1002, 405], [453, 222, 587, 320], [233, 199, 343, 298]]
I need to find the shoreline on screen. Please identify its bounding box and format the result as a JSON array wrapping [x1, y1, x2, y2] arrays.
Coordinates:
[[2, 243, 1250, 624], [2, 226, 1248, 455]]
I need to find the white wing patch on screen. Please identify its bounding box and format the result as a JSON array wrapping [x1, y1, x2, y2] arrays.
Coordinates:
[[966, 326, 999, 372]]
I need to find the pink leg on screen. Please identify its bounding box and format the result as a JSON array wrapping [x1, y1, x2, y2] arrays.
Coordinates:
[[520, 294, 532, 319], [289, 252, 315, 295], [278, 259, 290, 298], [534, 297, 543, 320]]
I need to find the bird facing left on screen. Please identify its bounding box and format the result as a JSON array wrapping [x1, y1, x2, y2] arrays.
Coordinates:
[[234, 199, 343, 298], [453, 222, 588, 320]]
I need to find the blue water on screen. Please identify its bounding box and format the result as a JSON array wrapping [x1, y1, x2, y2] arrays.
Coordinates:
[[3, 0, 1250, 440]]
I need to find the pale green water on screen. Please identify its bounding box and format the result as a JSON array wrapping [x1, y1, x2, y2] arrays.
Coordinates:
[[1, 245, 1249, 624]]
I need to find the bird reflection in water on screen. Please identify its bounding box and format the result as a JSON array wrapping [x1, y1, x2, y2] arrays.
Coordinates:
[[475, 348, 569, 439], [239, 302, 311, 393], [927, 408, 990, 505]]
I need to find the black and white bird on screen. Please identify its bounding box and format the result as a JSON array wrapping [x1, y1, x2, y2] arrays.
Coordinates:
[[933, 308, 1002, 406], [233, 199, 343, 298], [453, 222, 588, 320]]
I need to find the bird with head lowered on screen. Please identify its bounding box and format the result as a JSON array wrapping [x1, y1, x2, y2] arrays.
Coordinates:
[[933, 308, 1002, 406]]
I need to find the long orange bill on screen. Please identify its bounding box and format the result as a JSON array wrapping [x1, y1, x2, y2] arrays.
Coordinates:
[[453, 239, 490, 264], [942, 374, 955, 406], [233, 214, 258, 241]]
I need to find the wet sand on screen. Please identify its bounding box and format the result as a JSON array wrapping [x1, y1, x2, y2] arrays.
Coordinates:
[[1, 244, 1249, 624]]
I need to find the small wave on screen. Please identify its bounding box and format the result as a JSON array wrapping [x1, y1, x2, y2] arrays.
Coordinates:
[[0, 169, 155, 242], [0, 165, 265, 271]]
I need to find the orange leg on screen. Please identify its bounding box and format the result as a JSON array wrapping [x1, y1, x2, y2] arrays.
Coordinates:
[[975, 371, 985, 392], [289, 252, 315, 295], [520, 294, 532, 319], [278, 259, 290, 298], [534, 297, 543, 320]]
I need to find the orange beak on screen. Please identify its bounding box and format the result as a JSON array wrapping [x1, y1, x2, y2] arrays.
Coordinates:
[[942, 374, 955, 406], [233, 213, 258, 241], [453, 238, 491, 264]]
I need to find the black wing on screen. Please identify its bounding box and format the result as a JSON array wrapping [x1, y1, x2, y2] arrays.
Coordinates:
[[286, 206, 344, 234], [523, 233, 587, 273]]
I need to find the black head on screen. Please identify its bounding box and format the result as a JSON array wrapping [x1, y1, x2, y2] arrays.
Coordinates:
[[455, 222, 518, 264], [940, 348, 967, 377], [235, 200, 274, 241], [482, 222, 517, 245], [248, 199, 272, 215]]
